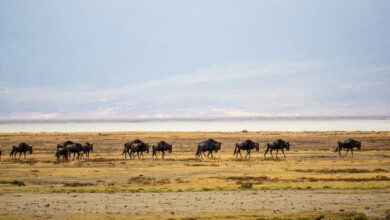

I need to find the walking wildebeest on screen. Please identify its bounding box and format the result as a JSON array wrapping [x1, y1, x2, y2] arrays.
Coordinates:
[[55, 147, 69, 161], [122, 139, 143, 159], [9, 143, 33, 160], [335, 138, 361, 157], [152, 141, 172, 159], [59, 141, 83, 160], [195, 139, 222, 159], [264, 139, 290, 159], [81, 142, 94, 160], [233, 139, 259, 158], [130, 141, 150, 159]]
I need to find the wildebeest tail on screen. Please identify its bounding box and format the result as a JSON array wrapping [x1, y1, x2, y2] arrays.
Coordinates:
[[195, 146, 201, 157], [9, 146, 16, 156], [335, 141, 341, 152], [121, 144, 127, 155], [233, 144, 238, 156]]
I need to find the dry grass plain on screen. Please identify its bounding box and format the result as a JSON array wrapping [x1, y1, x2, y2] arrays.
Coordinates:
[[0, 131, 390, 219]]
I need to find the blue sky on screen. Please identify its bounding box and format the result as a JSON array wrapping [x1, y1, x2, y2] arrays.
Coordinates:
[[0, 0, 389, 121]]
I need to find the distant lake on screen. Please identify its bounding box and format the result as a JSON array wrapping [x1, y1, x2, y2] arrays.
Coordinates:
[[0, 120, 389, 132]]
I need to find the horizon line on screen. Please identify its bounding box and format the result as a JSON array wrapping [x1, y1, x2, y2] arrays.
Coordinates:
[[1, 115, 389, 124]]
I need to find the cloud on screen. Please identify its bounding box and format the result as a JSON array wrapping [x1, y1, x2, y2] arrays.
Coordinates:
[[1, 59, 389, 121]]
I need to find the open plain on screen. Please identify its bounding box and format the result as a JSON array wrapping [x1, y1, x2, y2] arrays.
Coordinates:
[[1, 131, 390, 219]]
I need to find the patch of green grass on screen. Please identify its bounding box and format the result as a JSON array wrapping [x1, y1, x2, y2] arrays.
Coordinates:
[[11, 180, 26, 186], [294, 168, 388, 173], [0, 180, 26, 186], [63, 182, 94, 187], [239, 182, 253, 189]]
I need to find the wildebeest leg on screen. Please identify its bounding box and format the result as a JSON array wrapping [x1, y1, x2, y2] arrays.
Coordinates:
[[338, 148, 342, 158], [270, 149, 274, 159], [130, 151, 134, 159], [245, 149, 250, 158], [281, 149, 286, 158], [264, 148, 269, 158], [19, 152, 22, 159], [24, 151, 27, 160], [276, 149, 279, 158], [351, 148, 354, 157], [344, 148, 350, 157], [162, 151, 165, 159], [238, 150, 243, 158]]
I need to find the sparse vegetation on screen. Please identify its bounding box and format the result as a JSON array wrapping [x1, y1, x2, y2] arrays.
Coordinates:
[[64, 182, 94, 187], [0, 131, 389, 218]]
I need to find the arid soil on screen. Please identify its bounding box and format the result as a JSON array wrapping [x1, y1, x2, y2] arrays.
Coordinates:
[[1, 190, 390, 219], [1, 131, 390, 219]]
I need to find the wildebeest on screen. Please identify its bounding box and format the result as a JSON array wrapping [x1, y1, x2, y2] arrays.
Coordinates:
[[57, 141, 83, 160], [195, 139, 222, 159], [335, 138, 361, 157], [152, 141, 172, 159], [122, 139, 143, 159], [9, 143, 33, 160], [81, 142, 94, 160], [55, 147, 69, 161], [130, 141, 150, 159], [233, 139, 259, 158], [264, 139, 290, 159]]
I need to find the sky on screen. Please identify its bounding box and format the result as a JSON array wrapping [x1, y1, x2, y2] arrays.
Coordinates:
[[0, 0, 389, 121]]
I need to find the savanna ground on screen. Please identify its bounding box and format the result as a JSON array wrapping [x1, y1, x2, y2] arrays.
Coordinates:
[[0, 131, 390, 219]]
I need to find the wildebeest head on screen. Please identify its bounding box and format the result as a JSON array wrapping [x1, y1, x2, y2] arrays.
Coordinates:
[[89, 142, 94, 152], [286, 142, 290, 151], [255, 142, 260, 151], [215, 142, 222, 152], [54, 149, 62, 158], [167, 144, 172, 153], [28, 145, 33, 154], [145, 143, 150, 153], [356, 141, 361, 150]]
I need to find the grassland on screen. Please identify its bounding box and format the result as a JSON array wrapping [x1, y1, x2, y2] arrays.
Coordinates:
[[0, 131, 390, 219]]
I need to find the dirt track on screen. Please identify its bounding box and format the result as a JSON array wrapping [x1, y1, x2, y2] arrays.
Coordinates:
[[1, 190, 389, 218]]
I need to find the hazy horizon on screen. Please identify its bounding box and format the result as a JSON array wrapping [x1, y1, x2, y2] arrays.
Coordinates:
[[1, 0, 389, 121]]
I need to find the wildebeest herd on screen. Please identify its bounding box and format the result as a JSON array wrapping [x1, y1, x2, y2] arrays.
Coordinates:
[[0, 138, 362, 161]]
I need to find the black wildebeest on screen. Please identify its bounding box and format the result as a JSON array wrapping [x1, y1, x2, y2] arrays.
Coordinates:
[[81, 142, 94, 160], [9, 143, 33, 160], [130, 142, 150, 159], [55, 147, 69, 161], [335, 138, 361, 157], [152, 141, 172, 159], [122, 139, 143, 159], [195, 139, 222, 159], [233, 139, 259, 158], [264, 139, 290, 159]]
